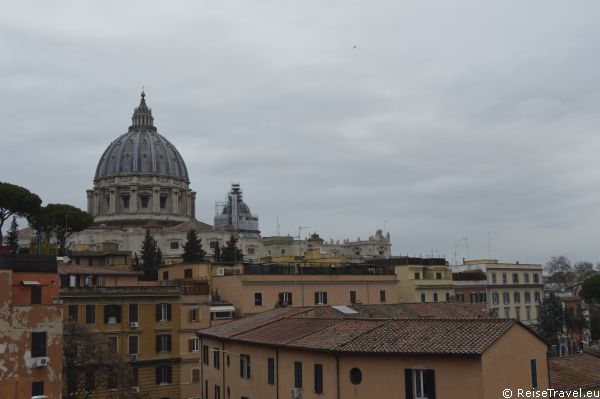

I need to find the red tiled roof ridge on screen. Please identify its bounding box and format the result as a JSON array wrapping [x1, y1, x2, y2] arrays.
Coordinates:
[[224, 308, 314, 339], [328, 320, 387, 351]]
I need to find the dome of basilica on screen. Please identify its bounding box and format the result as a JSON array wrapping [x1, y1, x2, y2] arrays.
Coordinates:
[[94, 91, 189, 182]]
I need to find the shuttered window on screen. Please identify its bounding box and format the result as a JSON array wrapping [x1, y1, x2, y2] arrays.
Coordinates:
[[314, 364, 323, 394]]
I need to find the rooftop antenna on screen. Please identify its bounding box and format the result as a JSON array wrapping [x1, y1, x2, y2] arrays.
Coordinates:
[[297, 226, 310, 239], [383, 219, 389, 233], [453, 244, 458, 265]]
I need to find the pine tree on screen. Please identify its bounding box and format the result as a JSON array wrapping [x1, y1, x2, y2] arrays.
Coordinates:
[[6, 216, 19, 254], [221, 234, 244, 263], [131, 252, 141, 272], [141, 230, 160, 279], [212, 241, 221, 262], [182, 229, 206, 262]]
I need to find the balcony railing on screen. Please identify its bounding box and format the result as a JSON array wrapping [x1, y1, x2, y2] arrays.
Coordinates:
[[243, 264, 396, 276]]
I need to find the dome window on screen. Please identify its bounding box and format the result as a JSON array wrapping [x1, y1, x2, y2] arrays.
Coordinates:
[[140, 194, 150, 209]]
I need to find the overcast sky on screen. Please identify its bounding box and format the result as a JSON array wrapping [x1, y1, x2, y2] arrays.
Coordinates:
[[2, 1, 600, 264]]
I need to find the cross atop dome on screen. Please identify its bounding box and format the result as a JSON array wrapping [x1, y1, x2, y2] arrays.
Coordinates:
[[130, 89, 155, 131]]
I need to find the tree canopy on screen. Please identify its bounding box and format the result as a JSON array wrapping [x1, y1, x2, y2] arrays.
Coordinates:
[[580, 274, 600, 303], [221, 234, 244, 263], [0, 182, 41, 243], [6, 216, 19, 254], [536, 293, 564, 350], [182, 229, 206, 262], [44, 204, 93, 256], [140, 230, 162, 279]]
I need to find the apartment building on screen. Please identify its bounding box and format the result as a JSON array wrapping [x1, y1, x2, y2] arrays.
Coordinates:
[[454, 259, 544, 325], [197, 304, 549, 399], [0, 254, 63, 399], [59, 263, 211, 399]]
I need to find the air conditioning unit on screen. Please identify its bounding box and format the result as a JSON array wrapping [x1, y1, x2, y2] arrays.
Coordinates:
[[290, 387, 303, 398], [31, 396, 48, 399], [108, 316, 117, 324], [34, 357, 49, 367], [131, 386, 140, 393], [130, 321, 139, 328], [216, 267, 225, 276], [129, 354, 138, 361]]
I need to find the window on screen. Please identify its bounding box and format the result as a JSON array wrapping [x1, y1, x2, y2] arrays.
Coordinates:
[[470, 292, 478, 303], [314, 364, 324, 394], [502, 273, 507, 284], [526, 306, 532, 321], [350, 290, 357, 304], [204, 380, 208, 399], [380, 290, 386, 302], [163, 271, 169, 280], [504, 307, 510, 318], [32, 332, 46, 357], [85, 305, 96, 324], [156, 365, 172, 384], [132, 368, 139, 387], [140, 195, 149, 208], [156, 334, 172, 353], [492, 292, 499, 305], [294, 361, 302, 388], [213, 348, 220, 369], [525, 292, 531, 303], [524, 273, 530, 283], [268, 358, 275, 385], [156, 303, 172, 322], [191, 368, 201, 384], [534, 291, 541, 303], [104, 304, 121, 324], [455, 293, 464, 302], [433, 292, 438, 302], [280, 248, 286, 255], [247, 247, 256, 255], [212, 311, 233, 320], [129, 304, 138, 323], [170, 241, 180, 250], [68, 305, 78, 322], [202, 345, 209, 365], [533, 273, 540, 283], [190, 308, 199, 322], [122, 195, 130, 209], [514, 292, 521, 304], [492, 273, 497, 284], [107, 336, 118, 353], [85, 371, 95, 392], [254, 292, 263, 306], [414, 272, 421, 280], [420, 293, 426, 303], [515, 307, 521, 321], [107, 373, 117, 390], [160, 196, 167, 209], [129, 335, 139, 355], [513, 273, 519, 284], [278, 292, 293, 305], [503, 292, 510, 305], [405, 369, 435, 399], [214, 385, 221, 399], [349, 368, 362, 385], [435, 272, 442, 280], [531, 359, 538, 388], [315, 291, 328, 305], [32, 381, 44, 396], [31, 285, 42, 304], [478, 292, 487, 303], [184, 268, 193, 278], [189, 338, 200, 352], [240, 354, 251, 379], [445, 292, 450, 301]]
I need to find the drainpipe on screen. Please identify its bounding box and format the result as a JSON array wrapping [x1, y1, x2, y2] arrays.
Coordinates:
[[199, 335, 204, 398], [336, 354, 341, 399], [276, 348, 280, 399], [222, 341, 225, 399]]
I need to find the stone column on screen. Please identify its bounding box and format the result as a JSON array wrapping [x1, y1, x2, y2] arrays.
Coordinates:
[[186, 191, 192, 217], [153, 187, 160, 213], [171, 189, 179, 214], [130, 186, 138, 213], [191, 191, 196, 218], [86, 190, 94, 217]]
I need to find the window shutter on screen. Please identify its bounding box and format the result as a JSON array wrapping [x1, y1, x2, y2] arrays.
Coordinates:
[[166, 304, 172, 321], [288, 293, 293, 305], [314, 364, 323, 394], [156, 304, 161, 321], [104, 305, 110, 323], [167, 335, 172, 352], [189, 339, 194, 352], [424, 370, 436, 399], [167, 366, 172, 383], [404, 369, 413, 399], [156, 335, 161, 353], [116, 305, 121, 323], [323, 292, 328, 304], [278, 292, 284, 304], [155, 367, 161, 384], [190, 309, 195, 322], [240, 357, 244, 377], [314, 292, 319, 304]]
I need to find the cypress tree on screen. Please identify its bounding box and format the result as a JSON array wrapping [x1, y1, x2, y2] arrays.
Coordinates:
[[221, 234, 244, 263], [182, 229, 206, 262]]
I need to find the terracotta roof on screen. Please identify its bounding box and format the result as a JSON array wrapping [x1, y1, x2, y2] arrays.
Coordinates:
[[198, 303, 523, 355], [58, 264, 142, 276], [549, 352, 600, 390]]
